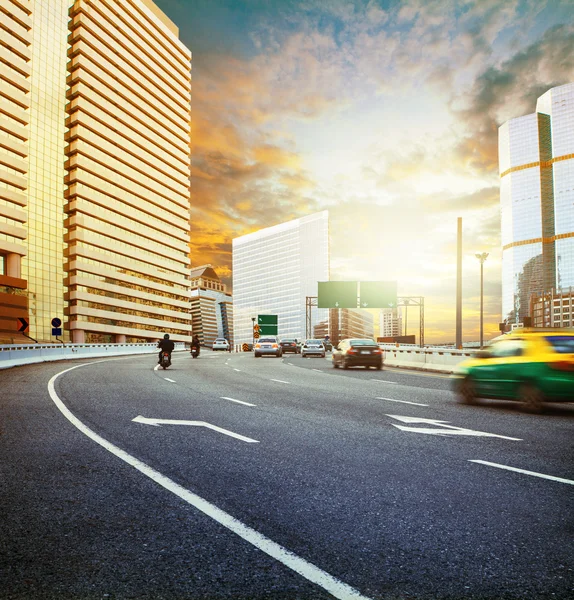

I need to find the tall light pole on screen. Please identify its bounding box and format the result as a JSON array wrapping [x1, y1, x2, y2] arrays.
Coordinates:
[[475, 252, 489, 348]]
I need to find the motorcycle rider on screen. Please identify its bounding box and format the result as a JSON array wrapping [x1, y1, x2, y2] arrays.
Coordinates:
[[157, 333, 175, 364], [190, 334, 201, 356]]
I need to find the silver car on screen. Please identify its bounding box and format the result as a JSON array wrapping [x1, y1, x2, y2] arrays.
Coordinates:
[[301, 339, 326, 358], [254, 337, 282, 358]]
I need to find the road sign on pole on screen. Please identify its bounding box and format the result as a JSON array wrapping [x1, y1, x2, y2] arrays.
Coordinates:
[[359, 281, 398, 308], [317, 282, 358, 308], [257, 315, 278, 335], [17, 318, 29, 333]]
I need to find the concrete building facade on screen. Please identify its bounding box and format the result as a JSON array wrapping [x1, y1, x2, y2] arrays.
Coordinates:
[[0, 0, 192, 343], [190, 265, 233, 347]]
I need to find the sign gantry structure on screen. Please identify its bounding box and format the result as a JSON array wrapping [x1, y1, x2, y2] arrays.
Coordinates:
[[309, 281, 424, 347]]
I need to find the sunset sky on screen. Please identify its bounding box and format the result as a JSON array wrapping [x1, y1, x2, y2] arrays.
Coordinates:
[[154, 0, 574, 343]]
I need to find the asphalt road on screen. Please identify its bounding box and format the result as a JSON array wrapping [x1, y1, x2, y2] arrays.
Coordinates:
[[1, 350, 573, 600]]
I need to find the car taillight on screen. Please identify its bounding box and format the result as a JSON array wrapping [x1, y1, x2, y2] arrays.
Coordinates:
[[373, 349, 382, 354], [549, 360, 574, 372], [347, 348, 358, 354]]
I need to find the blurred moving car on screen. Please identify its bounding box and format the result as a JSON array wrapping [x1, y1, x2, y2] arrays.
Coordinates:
[[254, 337, 282, 358], [212, 338, 230, 351], [452, 329, 574, 412], [332, 339, 383, 369], [301, 339, 326, 358], [279, 338, 299, 354]]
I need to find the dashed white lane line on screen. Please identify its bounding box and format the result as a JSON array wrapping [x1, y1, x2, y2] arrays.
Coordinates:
[[312, 369, 322, 372], [470, 460, 574, 486], [47, 363, 372, 600], [376, 397, 428, 407], [371, 379, 398, 384], [234, 368, 242, 372], [271, 379, 290, 384], [220, 396, 256, 407], [164, 378, 176, 383]]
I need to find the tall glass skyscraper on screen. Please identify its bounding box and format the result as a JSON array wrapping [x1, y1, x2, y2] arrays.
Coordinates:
[[0, 0, 192, 343], [232, 211, 330, 345], [499, 82, 574, 324]]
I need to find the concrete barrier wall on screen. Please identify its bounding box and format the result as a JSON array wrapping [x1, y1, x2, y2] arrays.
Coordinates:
[[379, 345, 474, 373], [0, 342, 187, 371]]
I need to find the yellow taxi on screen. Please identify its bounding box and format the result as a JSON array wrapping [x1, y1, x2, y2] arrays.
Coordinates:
[[452, 329, 574, 412]]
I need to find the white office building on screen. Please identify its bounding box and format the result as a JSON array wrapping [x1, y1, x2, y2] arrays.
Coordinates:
[[232, 211, 329, 345]]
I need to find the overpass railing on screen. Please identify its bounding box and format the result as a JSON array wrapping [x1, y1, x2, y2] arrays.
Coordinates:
[[0, 342, 187, 371]]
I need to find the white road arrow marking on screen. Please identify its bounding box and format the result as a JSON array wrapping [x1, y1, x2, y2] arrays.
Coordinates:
[[386, 415, 522, 440], [132, 416, 259, 443]]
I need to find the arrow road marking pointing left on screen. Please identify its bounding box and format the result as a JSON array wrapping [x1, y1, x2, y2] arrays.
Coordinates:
[[133, 416, 259, 443], [386, 415, 522, 441]]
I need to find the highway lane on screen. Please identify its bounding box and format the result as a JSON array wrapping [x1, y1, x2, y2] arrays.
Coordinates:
[[1, 351, 573, 599]]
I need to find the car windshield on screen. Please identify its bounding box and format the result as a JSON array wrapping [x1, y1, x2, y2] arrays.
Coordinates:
[[545, 335, 574, 354], [306, 340, 323, 344], [349, 339, 376, 346], [260, 338, 276, 343], [281, 339, 296, 342]]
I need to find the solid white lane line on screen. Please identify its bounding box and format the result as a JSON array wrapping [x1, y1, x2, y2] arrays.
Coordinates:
[[164, 378, 176, 383], [376, 397, 428, 407], [221, 396, 256, 407], [48, 364, 371, 600], [271, 379, 290, 384], [371, 379, 398, 384], [470, 460, 574, 486]]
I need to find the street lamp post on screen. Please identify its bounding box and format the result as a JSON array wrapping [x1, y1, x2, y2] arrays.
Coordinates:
[[475, 252, 489, 348]]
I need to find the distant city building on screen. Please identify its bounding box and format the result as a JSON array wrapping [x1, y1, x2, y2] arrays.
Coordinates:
[[530, 287, 574, 328], [499, 82, 574, 325], [0, 0, 192, 344], [232, 211, 329, 345], [330, 308, 375, 344], [190, 265, 233, 346], [379, 308, 403, 338]]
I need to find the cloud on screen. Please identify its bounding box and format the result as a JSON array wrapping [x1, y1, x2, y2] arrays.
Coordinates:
[[449, 22, 574, 173]]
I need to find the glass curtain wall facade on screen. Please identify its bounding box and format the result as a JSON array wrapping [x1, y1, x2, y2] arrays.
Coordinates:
[[499, 82, 574, 324], [232, 211, 329, 345], [26, 0, 69, 342]]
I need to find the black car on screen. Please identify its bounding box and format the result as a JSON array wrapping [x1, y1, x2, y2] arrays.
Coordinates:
[[279, 338, 300, 354], [332, 338, 383, 370]]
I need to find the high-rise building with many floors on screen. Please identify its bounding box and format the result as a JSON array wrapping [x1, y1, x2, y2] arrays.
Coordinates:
[[232, 211, 330, 345], [499, 82, 574, 324], [190, 264, 233, 347], [0, 0, 192, 343]]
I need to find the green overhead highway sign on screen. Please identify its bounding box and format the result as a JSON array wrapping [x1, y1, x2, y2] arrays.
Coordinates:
[[257, 314, 278, 335], [258, 314, 278, 325], [317, 282, 358, 308], [359, 281, 398, 308]]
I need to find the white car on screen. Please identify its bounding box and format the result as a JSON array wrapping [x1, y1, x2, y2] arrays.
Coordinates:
[[301, 339, 326, 358], [212, 338, 230, 351]]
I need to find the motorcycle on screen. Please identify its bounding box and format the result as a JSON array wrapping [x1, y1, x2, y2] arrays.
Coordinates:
[[190, 346, 200, 359], [160, 351, 171, 369]]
